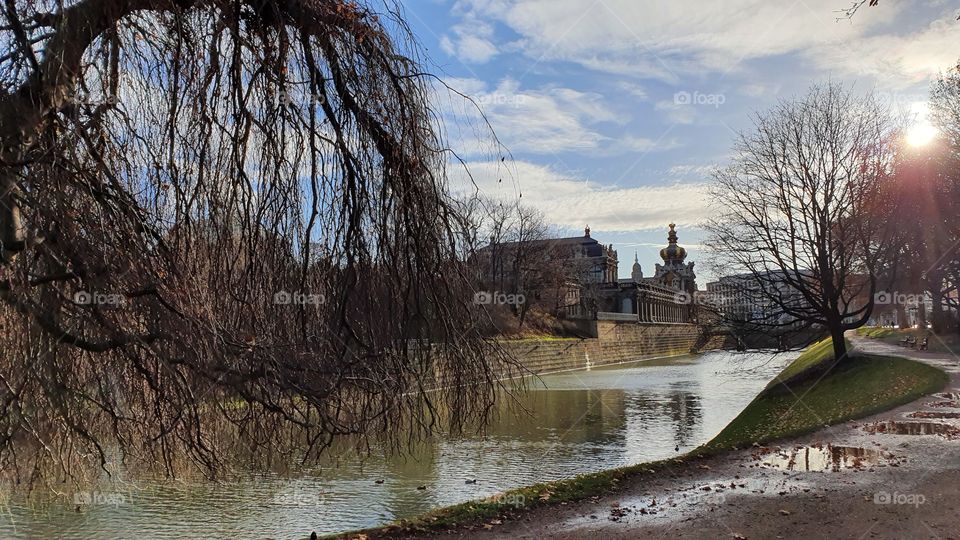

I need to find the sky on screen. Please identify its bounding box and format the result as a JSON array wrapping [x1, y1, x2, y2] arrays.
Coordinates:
[[401, 0, 960, 283]]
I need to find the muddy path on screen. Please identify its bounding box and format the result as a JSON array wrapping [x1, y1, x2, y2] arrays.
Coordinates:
[[410, 334, 960, 539]]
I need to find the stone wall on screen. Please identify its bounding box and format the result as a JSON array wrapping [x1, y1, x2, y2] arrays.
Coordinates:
[[499, 321, 728, 377]]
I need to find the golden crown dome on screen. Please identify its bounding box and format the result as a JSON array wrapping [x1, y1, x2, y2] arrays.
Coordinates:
[[659, 223, 687, 263]]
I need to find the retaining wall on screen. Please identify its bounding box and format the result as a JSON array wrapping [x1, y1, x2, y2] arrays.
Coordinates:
[[499, 321, 729, 377]]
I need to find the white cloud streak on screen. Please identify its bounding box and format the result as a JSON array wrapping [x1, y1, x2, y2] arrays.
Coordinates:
[[449, 159, 714, 232]]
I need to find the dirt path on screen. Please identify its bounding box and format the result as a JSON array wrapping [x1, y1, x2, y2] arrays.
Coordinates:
[[411, 334, 960, 540]]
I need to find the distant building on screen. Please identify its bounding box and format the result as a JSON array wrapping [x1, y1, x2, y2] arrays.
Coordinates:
[[704, 271, 808, 328], [476, 225, 618, 318], [477, 224, 697, 323]]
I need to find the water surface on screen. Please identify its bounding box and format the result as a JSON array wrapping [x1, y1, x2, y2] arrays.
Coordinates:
[[0, 349, 795, 539]]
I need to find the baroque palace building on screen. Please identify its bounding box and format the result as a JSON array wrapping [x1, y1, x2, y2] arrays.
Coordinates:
[[612, 223, 697, 323], [478, 223, 697, 324]]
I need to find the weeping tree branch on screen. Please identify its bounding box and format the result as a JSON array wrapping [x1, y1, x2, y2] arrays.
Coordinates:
[[0, 0, 515, 482]]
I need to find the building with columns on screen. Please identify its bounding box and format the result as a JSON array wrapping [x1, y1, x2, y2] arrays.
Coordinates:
[[476, 223, 698, 324], [603, 223, 698, 324]]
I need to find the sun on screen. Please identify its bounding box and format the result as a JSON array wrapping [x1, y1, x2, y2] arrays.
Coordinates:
[[905, 122, 938, 147]]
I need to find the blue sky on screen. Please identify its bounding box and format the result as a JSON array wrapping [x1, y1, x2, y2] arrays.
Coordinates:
[[401, 0, 959, 283]]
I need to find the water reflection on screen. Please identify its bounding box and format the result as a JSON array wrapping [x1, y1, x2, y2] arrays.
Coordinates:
[[0, 350, 795, 539], [759, 445, 889, 472]]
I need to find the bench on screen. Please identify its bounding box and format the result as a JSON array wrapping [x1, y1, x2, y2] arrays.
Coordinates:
[[899, 337, 917, 348]]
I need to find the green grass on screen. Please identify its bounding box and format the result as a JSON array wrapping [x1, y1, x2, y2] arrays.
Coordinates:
[[499, 335, 581, 342], [323, 456, 678, 539], [856, 326, 960, 355], [329, 337, 947, 539], [701, 339, 948, 452], [856, 326, 897, 339], [764, 337, 838, 388]]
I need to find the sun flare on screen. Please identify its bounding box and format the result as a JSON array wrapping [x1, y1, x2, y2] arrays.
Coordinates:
[[905, 122, 938, 147]]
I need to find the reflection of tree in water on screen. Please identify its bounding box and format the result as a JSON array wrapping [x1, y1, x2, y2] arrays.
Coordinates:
[[665, 383, 702, 447], [477, 389, 629, 446], [622, 382, 703, 448]]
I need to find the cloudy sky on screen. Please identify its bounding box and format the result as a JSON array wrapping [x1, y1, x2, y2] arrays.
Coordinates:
[[403, 0, 959, 283]]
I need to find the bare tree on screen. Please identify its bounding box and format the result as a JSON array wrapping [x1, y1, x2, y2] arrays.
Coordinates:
[[705, 84, 898, 361], [836, 1, 959, 22], [0, 0, 515, 480], [927, 61, 960, 333]]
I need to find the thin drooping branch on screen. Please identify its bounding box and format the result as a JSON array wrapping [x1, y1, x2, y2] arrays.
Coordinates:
[[0, 0, 515, 482]]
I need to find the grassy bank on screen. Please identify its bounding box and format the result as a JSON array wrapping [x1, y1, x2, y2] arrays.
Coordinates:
[[764, 337, 838, 388], [856, 326, 960, 356], [331, 338, 946, 539], [701, 337, 947, 452]]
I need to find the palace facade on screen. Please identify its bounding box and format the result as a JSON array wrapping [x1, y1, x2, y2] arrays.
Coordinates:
[[478, 223, 698, 324]]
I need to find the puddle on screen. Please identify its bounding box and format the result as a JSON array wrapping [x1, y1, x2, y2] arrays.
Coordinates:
[[907, 411, 960, 419], [757, 444, 891, 472], [565, 473, 808, 528], [926, 400, 960, 408], [863, 420, 960, 438]]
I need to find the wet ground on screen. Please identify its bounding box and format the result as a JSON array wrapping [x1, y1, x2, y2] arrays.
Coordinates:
[[414, 334, 960, 540]]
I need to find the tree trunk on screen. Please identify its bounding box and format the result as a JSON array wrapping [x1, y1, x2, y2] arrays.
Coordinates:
[[929, 289, 947, 334], [896, 303, 909, 329], [830, 324, 848, 362], [917, 297, 928, 329], [0, 172, 25, 264]]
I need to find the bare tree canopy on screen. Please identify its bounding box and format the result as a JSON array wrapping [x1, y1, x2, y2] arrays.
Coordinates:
[[924, 61, 960, 331], [0, 0, 512, 480], [705, 84, 899, 361]]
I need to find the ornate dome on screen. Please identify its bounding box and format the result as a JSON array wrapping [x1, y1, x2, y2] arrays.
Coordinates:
[[659, 223, 687, 263]]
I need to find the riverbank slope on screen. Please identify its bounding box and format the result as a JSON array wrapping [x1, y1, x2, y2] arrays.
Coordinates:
[[332, 334, 953, 539]]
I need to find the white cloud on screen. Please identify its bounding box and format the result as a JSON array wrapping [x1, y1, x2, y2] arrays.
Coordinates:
[[654, 99, 696, 125], [439, 77, 676, 155], [618, 135, 681, 153], [806, 13, 960, 89], [740, 83, 774, 98], [446, 78, 623, 155], [448, 159, 714, 232], [453, 0, 895, 76], [440, 20, 499, 64], [449, 0, 956, 88], [668, 164, 716, 179], [617, 82, 649, 101]]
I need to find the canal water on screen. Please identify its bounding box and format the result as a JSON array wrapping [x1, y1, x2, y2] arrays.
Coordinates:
[[0, 350, 796, 539]]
